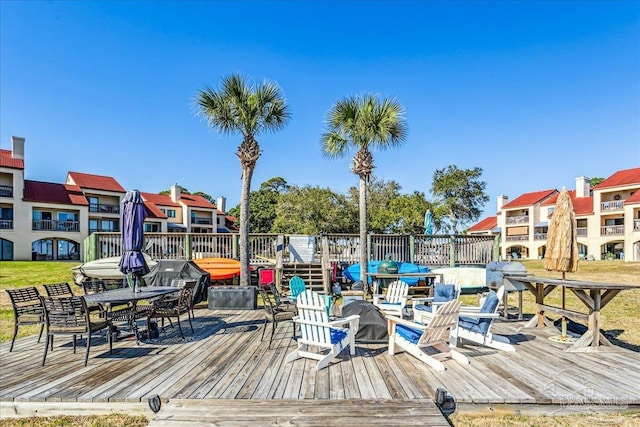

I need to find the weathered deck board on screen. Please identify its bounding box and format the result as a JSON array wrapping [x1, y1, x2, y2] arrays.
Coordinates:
[[1, 307, 638, 421]]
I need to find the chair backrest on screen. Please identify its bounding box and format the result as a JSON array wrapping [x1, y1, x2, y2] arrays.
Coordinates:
[[6, 287, 43, 318], [177, 281, 196, 310], [296, 290, 333, 345], [258, 289, 278, 317], [82, 280, 106, 295], [433, 283, 460, 303], [44, 282, 73, 297], [385, 280, 409, 304], [259, 269, 275, 289], [41, 295, 89, 331], [289, 276, 307, 300], [269, 284, 288, 306], [475, 288, 502, 335], [417, 299, 461, 346]]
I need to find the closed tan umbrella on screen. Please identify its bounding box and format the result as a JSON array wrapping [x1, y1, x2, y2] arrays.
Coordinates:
[[544, 188, 578, 340]]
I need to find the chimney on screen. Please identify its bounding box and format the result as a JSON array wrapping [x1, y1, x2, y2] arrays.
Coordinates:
[[11, 136, 25, 160], [497, 195, 508, 212], [216, 196, 226, 213], [575, 176, 590, 198], [170, 184, 181, 203]]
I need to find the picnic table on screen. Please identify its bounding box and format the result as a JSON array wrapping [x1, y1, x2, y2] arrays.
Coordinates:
[[504, 275, 640, 351]]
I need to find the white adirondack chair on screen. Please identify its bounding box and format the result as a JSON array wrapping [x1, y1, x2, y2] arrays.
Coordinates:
[[450, 286, 516, 352], [285, 290, 360, 371], [412, 282, 461, 325], [387, 299, 469, 372], [373, 280, 409, 318]]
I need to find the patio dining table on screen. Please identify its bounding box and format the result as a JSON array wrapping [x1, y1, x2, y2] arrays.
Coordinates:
[[84, 287, 178, 344], [504, 275, 640, 352]]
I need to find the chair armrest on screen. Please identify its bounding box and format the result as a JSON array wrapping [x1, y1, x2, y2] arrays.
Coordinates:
[[329, 314, 360, 327], [412, 297, 434, 304], [386, 315, 428, 331], [372, 294, 385, 304], [459, 306, 482, 312]]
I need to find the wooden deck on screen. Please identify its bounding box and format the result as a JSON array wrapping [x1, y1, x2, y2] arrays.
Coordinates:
[[1, 307, 639, 423]]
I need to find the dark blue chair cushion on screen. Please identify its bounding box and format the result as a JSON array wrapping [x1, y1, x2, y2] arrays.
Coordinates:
[[330, 327, 348, 344], [396, 324, 422, 344], [433, 284, 456, 303], [413, 304, 432, 313], [458, 290, 499, 336]]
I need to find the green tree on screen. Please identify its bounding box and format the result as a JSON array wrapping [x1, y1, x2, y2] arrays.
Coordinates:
[[387, 192, 432, 234], [321, 94, 408, 282], [431, 165, 489, 233], [192, 192, 215, 204], [272, 185, 357, 234], [229, 177, 290, 233], [196, 74, 291, 285], [589, 177, 604, 187], [347, 177, 403, 233], [159, 185, 190, 195]]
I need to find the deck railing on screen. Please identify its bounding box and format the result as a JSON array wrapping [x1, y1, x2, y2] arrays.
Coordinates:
[[506, 235, 528, 242], [505, 215, 529, 224], [33, 220, 80, 232], [0, 185, 13, 197], [601, 200, 623, 212], [89, 203, 120, 214], [601, 225, 624, 236], [577, 227, 588, 237], [84, 232, 498, 267], [0, 219, 13, 229]]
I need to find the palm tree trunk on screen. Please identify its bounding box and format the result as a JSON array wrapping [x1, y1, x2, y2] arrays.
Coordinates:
[[359, 176, 368, 286], [239, 165, 254, 286]]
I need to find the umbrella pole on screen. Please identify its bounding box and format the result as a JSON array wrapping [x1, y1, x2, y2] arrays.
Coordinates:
[[561, 272, 567, 340]]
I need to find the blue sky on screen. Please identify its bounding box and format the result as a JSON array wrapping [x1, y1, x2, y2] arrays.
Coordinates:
[[1, 1, 639, 220]]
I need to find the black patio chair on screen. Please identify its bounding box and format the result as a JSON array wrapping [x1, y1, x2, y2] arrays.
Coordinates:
[[6, 287, 45, 352], [43, 282, 74, 297], [146, 281, 195, 340], [41, 295, 112, 366], [259, 289, 296, 349]]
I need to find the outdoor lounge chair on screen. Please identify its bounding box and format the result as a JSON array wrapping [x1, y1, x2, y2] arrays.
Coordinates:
[[6, 287, 45, 352], [387, 299, 469, 372], [413, 282, 461, 324], [373, 280, 409, 318], [41, 295, 112, 366], [285, 290, 360, 370], [288, 276, 307, 303], [450, 286, 516, 352]]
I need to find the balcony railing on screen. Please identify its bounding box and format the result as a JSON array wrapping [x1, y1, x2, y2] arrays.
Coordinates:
[[0, 185, 13, 197], [192, 217, 213, 225], [634, 219, 640, 231], [33, 220, 80, 232], [0, 219, 13, 229], [601, 200, 623, 212], [534, 233, 546, 240], [601, 225, 624, 236], [506, 235, 529, 241], [89, 203, 120, 214], [89, 227, 119, 234], [577, 227, 588, 237], [505, 215, 529, 224]]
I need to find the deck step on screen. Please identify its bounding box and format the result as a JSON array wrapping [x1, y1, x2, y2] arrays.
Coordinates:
[[148, 399, 450, 426]]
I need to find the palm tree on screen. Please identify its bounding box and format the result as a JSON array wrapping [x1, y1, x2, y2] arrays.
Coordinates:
[[196, 74, 290, 285], [321, 94, 407, 284]]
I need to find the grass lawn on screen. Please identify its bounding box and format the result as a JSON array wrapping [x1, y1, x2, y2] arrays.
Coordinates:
[[1, 260, 638, 427]]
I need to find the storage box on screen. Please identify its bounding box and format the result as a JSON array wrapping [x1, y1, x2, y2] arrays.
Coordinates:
[[208, 286, 257, 310]]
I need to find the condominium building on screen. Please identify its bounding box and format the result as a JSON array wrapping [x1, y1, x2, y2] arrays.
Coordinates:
[[469, 168, 640, 262], [0, 136, 231, 261]]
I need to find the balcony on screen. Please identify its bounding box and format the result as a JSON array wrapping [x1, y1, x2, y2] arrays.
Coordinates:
[[192, 217, 213, 225], [505, 215, 529, 225], [534, 232, 546, 240], [33, 220, 80, 232], [0, 219, 13, 229], [89, 203, 120, 214], [577, 227, 588, 237], [0, 185, 13, 198], [89, 227, 119, 234], [601, 200, 623, 212], [506, 235, 529, 242], [600, 225, 624, 236], [634, 219, 640, 231]]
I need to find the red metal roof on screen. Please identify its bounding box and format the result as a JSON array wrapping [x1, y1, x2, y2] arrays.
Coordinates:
[[24, 180, 88, 206], [140, 192, 180, 207], [468, 216, 497, 232], [594, 167, 640, 189], [67, 172, 126, 192], [541, 190, 594, 216], [180, 194, 216, 209], [625, 190, 640, 205], [501, 189, 558, 209], [0, 149, 24, 169], [143, 201, 167, 219]]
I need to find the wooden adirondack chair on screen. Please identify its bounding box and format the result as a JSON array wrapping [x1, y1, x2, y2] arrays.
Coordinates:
[[285, 290, 360, 371], [288, 276, 307, 303], [450, 286, 516, 352], [373, 280, 409, 318], [412, 282, 461, 324], [387, 299, 469, 372]]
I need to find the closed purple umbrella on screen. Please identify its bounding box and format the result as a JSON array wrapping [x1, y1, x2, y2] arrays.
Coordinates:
[[119, 190, 149, 291]]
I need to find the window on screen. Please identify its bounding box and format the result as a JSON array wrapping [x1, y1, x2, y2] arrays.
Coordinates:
[[101, 220, 117, 232], [33, 210, 52, 221], [167, 209, 176, 218], [88, 197, 99, 212], [58, 212, 79, 222], [0, 207, 13, 220], [160, 208, 166, 214], [0, 238, 13, 260], [144, 223, 160, 232]]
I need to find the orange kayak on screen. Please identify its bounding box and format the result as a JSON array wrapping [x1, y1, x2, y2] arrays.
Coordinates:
[[194, 257, 241, 280]]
